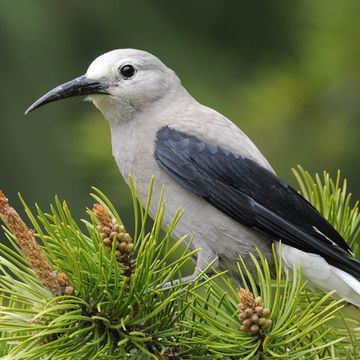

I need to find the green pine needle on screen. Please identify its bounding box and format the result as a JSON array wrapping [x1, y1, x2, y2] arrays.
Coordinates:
[[292, 165, 360, 258], [178, 244, 344, 359], [0, 179, 198, 359], [0, 169, 359, 359]]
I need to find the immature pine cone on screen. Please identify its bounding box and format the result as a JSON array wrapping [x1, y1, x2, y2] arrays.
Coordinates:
[[238, 288, 272, 336], [93, 204, 135, 276]]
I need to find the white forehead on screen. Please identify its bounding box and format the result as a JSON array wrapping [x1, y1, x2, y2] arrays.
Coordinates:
[[86, 48, 166, 80]]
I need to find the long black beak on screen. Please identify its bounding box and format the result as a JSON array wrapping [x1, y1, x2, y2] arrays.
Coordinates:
[[25, 75, 108, 114]]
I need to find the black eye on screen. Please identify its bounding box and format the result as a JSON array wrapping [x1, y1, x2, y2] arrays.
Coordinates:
[[120, 64, 136, 79]]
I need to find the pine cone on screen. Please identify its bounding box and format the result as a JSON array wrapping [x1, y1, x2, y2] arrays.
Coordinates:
[[93, 204, 135, 276], [238, 288, 272, 336]]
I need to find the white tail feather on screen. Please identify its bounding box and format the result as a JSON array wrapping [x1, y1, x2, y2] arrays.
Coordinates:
[[280, 244, 360, 307]]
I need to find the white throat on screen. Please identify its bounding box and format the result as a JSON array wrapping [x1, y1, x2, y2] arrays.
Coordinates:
[[90, 81, 195, 125], [89, 94, 138, 124]]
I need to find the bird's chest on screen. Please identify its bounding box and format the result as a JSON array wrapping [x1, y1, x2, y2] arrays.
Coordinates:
[[110, 121, 165, 203], [109, 120, 204, 242]]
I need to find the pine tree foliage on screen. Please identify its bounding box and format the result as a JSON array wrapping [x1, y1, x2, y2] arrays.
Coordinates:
[[0, 181, 201, 359], [178, 247, 344, 359], [0, 169, 359, 359], [292, 166, 360, 258]]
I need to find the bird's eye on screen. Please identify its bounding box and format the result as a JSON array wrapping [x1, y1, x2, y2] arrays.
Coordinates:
[[119, 64, 136, 79]]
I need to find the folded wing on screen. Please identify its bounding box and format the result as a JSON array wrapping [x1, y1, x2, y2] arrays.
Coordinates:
[[154, 126, 360, 279]]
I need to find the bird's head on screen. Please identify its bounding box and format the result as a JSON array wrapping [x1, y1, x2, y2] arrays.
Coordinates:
[[25, 49, 183, 122]]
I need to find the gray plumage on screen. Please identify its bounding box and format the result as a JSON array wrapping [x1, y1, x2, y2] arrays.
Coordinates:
[[26, 49, 360, 306]]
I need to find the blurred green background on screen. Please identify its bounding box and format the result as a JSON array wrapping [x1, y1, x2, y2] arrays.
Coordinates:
[[1, 1, 360, 239]]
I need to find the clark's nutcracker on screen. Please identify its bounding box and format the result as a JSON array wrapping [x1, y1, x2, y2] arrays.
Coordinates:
[[26, 49, 360, 306]]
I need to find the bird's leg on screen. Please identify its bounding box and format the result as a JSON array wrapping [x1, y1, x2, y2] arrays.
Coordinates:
[[193, 245, 218, 278], [162, 246, 218, 288]]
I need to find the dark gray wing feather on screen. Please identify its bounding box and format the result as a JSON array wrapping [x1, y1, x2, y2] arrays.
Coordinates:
[[154, 126, 360, 279]]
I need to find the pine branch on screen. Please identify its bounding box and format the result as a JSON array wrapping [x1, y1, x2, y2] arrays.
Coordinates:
[[177, 245, 344, 359], [292, 166, 360, 258], [0, 191, 71, 296], [0, 169, 359, 358], [0, 180, 199, 358]]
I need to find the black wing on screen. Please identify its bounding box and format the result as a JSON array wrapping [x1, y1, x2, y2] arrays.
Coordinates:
[[154, 126, 360, 279]]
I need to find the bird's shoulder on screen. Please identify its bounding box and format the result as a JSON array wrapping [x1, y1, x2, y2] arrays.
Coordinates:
[[165, 104, 273, 171]]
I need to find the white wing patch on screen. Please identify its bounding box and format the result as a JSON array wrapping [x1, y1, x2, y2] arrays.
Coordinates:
[[312, 226, 355, 256]]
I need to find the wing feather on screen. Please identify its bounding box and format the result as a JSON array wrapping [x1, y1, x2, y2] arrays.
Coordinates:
[[154, 126, 360, 279]]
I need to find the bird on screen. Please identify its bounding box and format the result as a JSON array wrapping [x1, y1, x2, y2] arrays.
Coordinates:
[[25, 49, 360, 307]]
